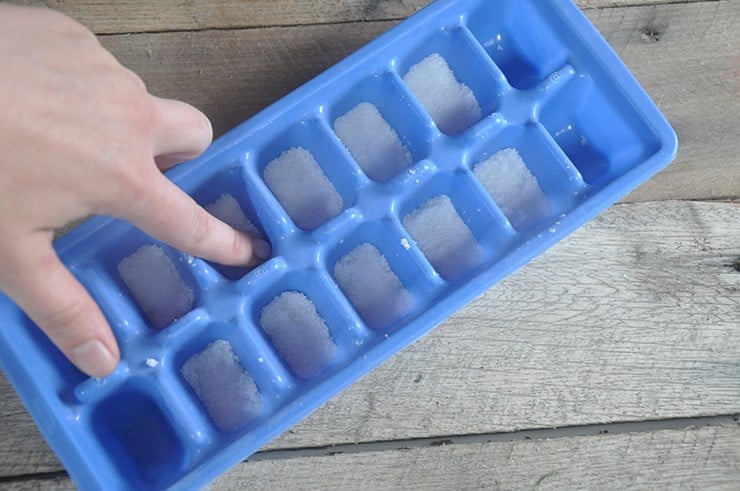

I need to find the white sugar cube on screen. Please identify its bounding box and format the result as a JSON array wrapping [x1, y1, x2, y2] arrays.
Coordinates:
[[205, 194, 259, 235], [334, 102, 412, 182], [181, 340, 262, 432], [473, 148, 551, 229], [117, 245, 194, 329], [260, 291, 337, 379], [403, 195, 484, 280], [334, 243, 413, 328], [264, 147, 343, 230], [403, 53, 482, 135]]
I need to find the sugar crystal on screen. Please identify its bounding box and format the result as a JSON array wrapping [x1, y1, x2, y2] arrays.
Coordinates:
[[473, 148, 551, 229]]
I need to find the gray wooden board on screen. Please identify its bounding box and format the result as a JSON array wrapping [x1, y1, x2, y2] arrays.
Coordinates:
[[0, 0, 738, 484], [1, 200, 737, 476], [2, 423, 738, 489], [215, 423, 740, 490], [94, 1, 740, 202], [14, 0, 701, 34]]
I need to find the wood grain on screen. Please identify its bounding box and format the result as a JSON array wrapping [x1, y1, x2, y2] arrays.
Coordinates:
[[216, 424, 740, 490], [2, 423, 738, 489], [585, 2, 740, 202], [1, 200, 737, 476], [14, 0, 699, 34], [91, 1, 740, 202]]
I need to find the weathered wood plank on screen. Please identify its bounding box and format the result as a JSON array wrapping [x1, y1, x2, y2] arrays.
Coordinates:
[[584, 2, 740, 202], [14, 0, 699, 34], [93, 1, 739, 202], [1, 200, 737, 476], [1, 424, 738, 489], [222, 424, 740, 490]]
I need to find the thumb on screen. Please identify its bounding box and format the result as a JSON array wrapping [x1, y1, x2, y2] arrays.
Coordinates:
[[1, 237, 120, 378]]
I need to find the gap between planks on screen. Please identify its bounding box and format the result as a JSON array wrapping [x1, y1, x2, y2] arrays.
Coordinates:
[[0, 200, 737, 478], [0, 416, 737, 488], [246, 413, 740, 462], [11, 1, 717, 35], [92, 1, 740, 202]]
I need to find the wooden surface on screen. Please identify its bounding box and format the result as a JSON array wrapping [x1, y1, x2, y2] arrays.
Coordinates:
[[1, 0, 738, 489]]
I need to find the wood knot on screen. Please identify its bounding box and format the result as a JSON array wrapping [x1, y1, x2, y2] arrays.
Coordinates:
[[641, 28, 663, 43]]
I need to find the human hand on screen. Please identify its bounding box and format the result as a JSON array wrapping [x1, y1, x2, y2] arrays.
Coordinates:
[[0, 5, 270, 378]]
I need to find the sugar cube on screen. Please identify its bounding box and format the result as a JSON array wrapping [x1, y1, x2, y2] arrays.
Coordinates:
[[403, 53, 482, 135], [264, 147, 343, 230], [334, 102, 412, 182], [334, 243, 413, 328], [205, 194, 259, 235], [260, 291, 337, 379], [181, 339, 262, 432], [117, 245, 194, 329], [403, 195, 483, 280], [473, 148, 551, 229]]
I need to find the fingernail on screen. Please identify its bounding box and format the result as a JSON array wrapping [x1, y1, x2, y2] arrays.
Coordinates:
[[72, 340, 117, 378], [252, 238, 272, 261]]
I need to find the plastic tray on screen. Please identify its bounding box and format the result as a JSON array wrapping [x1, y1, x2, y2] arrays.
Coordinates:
[[0, 0, 677, 489]]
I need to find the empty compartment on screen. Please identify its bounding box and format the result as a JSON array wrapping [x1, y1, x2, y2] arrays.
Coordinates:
[[91, 380, 187, 489], [258, 119, 358, 230], [467, 0, 569, 90], [399, 173, 509, 282], [259, 291, 338, 379], [540, 76, 662, 185], [117, 244, 196, 330], [330, 72, 431, 182], [470, 124, 582, 231], [192, 165, 272, 280], [400, 28, 501, 135], [180, 337, 263, 433]]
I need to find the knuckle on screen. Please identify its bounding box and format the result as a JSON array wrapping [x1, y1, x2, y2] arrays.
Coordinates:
[[123, 67, 148, 92], [38, 298, 90, 336], [188, 207, 213, 250], [229, 228, 248, 261], [50, 10, 95, 39]]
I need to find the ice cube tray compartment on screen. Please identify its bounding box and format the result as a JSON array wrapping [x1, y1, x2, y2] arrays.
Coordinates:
[[540, 74, 663, 185], [0, 0, 677, 489], [329, 72, 432, 182], [467, 0, 570, 90], [398, 26, 507, 137], [467, 123, 585, 231], [90, 379, 189, 490], [256, 117, 359, 231], [191, 163, 271, 280], [398, 171, 512, 281]]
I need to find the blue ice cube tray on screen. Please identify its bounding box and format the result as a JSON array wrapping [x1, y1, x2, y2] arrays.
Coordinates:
[[0, 0, 677, 489]]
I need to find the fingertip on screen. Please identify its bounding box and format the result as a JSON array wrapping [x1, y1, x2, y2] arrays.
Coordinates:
[[72, 338, 119, 378], [3, 242, 121, 378], [248, 237, 272, 266]]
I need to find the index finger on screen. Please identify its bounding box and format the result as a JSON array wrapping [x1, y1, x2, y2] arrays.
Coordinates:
[[117, 170, 271, 267]]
